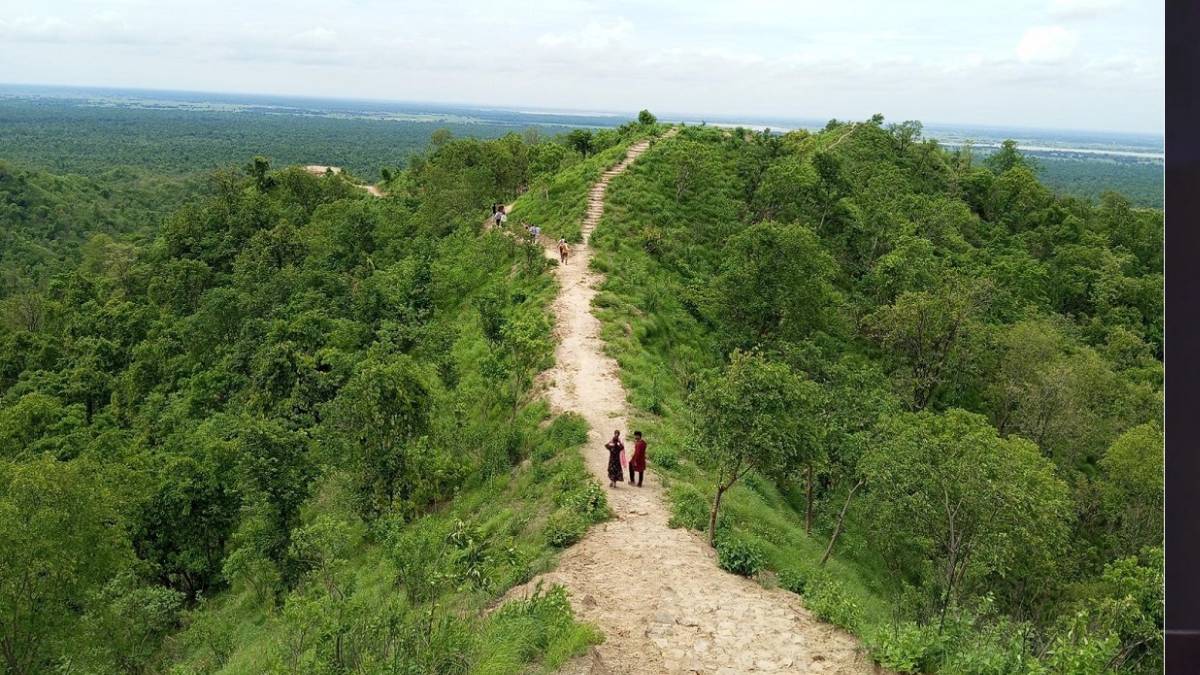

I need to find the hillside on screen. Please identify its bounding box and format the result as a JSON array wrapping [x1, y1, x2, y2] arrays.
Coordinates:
[[0, 124, 650, 673], [0, 114, 1162, 675], [574, 120, 1163, 672]]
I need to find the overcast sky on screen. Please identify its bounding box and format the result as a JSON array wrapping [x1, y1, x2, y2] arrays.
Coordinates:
[[0, 0, 1163, 133]]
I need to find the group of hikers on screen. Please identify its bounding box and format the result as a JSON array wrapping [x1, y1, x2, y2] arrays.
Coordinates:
[[490, 203, 571, 263], [604, 430, 647, 488]]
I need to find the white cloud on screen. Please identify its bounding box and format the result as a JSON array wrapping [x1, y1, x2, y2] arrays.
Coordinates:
[[1049, 0, 1123, 20], [537, 17, 633, 51], [0, 0, 1162, 133], [1016, 25, 1080, 63], [0, 16, 73, 43], [288, 27, 339, 51], [0, 13, 161, 45]]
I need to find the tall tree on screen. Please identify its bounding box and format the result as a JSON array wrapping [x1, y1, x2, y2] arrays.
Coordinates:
[[689, 350, 821, 544], [0, 457, 132, 673], [706, 221, 843, 352], [860, 409, 1070, 626]]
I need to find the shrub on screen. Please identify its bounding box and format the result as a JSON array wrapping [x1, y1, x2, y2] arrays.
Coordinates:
[[716, 535, 765, 577], [545, 412, 589, 448], [652, 446, 679, 470], [545, 509, 588, 548], [867, 621, 944, 673], [385, 517, 450, 603], [803, 574, 862, 631], [561, 481, 609, 523], [779, 565, 811, 595], [481, 584, 602, 671], [940, 624, 1032, 675], [667, 483, 710, 531]]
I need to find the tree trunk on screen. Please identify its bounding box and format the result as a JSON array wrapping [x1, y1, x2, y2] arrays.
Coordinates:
[[708, 485, 726, 546], [820, 480, 864, 566], [805, 464, 814, 535]]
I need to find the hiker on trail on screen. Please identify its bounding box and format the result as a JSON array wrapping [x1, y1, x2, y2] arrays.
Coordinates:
[[530, 224, 541, 243], [605, 430, 625, 488], [558, 238, 570, 263], [494, 206, 504, 228], [628, 431, 646, 487]]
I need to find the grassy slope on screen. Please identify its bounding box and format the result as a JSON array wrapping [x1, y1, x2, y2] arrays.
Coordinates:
[[584, 126, 896, 653], [161, 223, 609, 674], [507, 140, 640, 244], [167, 410, 606, 674]]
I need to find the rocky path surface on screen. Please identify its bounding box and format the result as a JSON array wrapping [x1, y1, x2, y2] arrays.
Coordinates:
[[506, 131, 880, 675]]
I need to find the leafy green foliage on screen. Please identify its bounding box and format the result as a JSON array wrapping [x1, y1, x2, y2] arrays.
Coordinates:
[[860, 409, 1071, 621], [803, 573, 863, 631], [867, 621, 944, 673], [0, 124, 625, 670], [716, 535, 766, 577], [689, 349, 822, 541], [575, 120, 1160, 672], [0, 457, 132, 673]]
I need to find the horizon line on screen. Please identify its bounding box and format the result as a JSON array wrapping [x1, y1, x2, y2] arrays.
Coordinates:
[[0, 79, 1166, 139]]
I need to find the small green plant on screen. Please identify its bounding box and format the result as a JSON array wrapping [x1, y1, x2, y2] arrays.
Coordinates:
[[545, 412, 589, 448], [482, 584, 603, 670], [716, 535, 765, 577], [652, 446, 679, 470], [667, 483, 710, 531], [544, 509, 588, 548], [778, 565, 811, 595], [803, 574, 862, 631], [867, 621, 944, 673], [561, 481, 609, 523]]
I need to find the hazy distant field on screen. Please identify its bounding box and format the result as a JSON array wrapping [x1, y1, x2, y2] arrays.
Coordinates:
[[0, 84, 1163, 206]]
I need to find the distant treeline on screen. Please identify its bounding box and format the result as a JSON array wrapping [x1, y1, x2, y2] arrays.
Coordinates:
[[1035, 158, 1162, 208], [0, 97, 1165, 208], [0, 98, 560, 180]]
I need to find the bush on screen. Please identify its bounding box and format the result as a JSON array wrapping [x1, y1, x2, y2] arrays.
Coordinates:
[[561, 481, 609, 523], [667, 483, 710, 531], [546, 412, 589, 448], [779, 565, 811, 595], [652, 446, 679, 470], [716, 535, 765, 577], [803, 574, 862, 631], [481, 584, 602, 671], [867, 621, 944, 673], [545, 509, 588, 548], [386, 517, 450, 603], [940, 622, 1032, 675]]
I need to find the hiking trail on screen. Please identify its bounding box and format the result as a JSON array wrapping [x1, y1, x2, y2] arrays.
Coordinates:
[[505, 132, 880, 675]]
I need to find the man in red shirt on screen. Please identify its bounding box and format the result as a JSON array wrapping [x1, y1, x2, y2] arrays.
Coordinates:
[[628, 431, 647, 487]]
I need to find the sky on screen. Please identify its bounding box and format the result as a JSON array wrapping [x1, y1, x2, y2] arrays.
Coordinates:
[[0, 0, 1164, 134]]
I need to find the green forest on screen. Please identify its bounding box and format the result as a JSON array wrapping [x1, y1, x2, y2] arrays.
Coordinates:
[[0, 122, 653, 673], [511, 118, 1163, 672], [0, 109, 1162, 674], [0, 98, 554, 179]]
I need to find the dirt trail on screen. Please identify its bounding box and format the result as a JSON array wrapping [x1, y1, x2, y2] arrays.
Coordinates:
[[507, 133, 879, 674], [302, 165, 384, 197]]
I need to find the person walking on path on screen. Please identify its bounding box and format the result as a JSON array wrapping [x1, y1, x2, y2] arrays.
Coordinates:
[[628, 431, 646, 487], [558, 238, 570, 264], [605, 430, 625, 488]]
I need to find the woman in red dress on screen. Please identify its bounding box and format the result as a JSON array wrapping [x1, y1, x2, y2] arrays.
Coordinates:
[[628, 431, 646, 487]]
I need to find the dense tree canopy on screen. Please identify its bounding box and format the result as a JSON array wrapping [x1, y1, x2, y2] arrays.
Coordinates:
[[0, 123, 653, 672], [577, 118, 1162, 672]]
